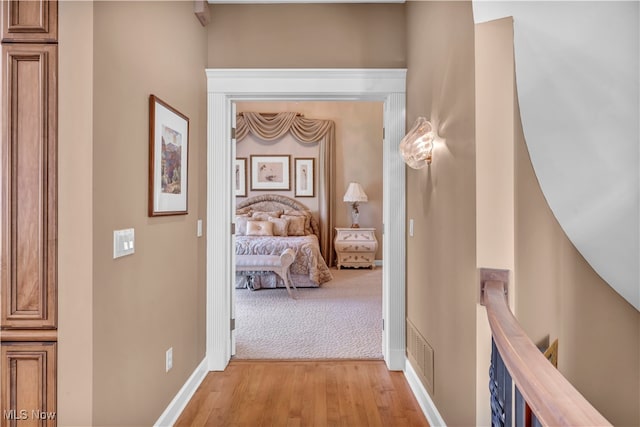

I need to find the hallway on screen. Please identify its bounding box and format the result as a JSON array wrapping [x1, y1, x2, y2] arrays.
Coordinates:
[[175, 360, 429, 426]]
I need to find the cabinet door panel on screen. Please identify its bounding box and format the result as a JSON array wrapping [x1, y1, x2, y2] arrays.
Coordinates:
[[1, 44, 57, 329], [0, 342, 56, 427], [1, 0, 57, 43]]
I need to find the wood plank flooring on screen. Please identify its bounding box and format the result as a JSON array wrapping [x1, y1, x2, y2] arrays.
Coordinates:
[[175, 360, 430, 427]]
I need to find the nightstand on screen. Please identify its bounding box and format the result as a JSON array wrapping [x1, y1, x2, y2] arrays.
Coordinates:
[[334, 227, 378, 269]]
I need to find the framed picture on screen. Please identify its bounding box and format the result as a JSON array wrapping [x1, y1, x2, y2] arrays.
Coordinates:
[[235, 158, 247, 197], [149, 95, 189, 216], [294, 158, 315, 197], [250, 155, 290, 191]]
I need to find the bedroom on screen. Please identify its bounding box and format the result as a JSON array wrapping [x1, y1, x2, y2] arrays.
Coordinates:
[[233, 100, 384, 359]]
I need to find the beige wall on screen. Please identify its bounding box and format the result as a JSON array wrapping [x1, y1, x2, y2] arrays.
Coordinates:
[[514, 84, 640, 427], [476, 15, 640, 427], [56, 4, 401, 423], [207, 4, 405, 68], [236, 102, 384, 260], [474, 17, 515, 426], [405, 2, 477, 426], [237, 132, 321, 212], [58, 2, 94, 425], [90, 2, 208, 425]]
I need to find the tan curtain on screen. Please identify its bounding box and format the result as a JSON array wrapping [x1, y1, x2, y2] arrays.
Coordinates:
[[236, 112, 336, 266]]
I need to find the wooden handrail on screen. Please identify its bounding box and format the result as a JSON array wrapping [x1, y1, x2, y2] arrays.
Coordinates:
[[484, 281, 611, 426]]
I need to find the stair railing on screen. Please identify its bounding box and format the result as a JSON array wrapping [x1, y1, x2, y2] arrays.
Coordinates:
[[480, 269, 611, 427]]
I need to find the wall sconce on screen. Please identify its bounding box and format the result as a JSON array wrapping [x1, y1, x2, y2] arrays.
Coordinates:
[[343, 182, 368, 228], [399, 117, 437, 169]]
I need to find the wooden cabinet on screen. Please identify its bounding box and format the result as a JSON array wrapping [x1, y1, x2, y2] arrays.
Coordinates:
[[1, 1, 58, 422], [1, 342, 56, 426], [1, 0, 57, 43], [1, 43, 58, 329], [334, 228, 378, 269]]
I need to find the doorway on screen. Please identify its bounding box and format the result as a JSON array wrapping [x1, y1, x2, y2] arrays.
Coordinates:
[[232, 101, 384, 359], [205, 68, 407, 371]]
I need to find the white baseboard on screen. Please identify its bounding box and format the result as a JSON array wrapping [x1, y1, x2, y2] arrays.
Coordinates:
[[404, 357, 447, 427], [154, 357, 208, 427], [385, 348, 406, 371]]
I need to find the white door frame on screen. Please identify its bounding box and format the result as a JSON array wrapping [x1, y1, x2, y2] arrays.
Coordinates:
[[205, 68, 407, 371]]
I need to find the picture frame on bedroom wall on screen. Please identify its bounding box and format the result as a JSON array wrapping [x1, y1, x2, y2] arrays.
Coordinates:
[[250, 155, 291, 191], [235, 158, 247, 197], [148, 94, 189, 216], [294, 158, 315, 197]]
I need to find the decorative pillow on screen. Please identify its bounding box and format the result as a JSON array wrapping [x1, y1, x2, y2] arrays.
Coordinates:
[[236, 207, 252, 215], [283, 210, 313, 235], [281, 215, 306, 236], [251, 210, 284, 221], [246, 220, 274, 236], [268, 217, 289, 237], [235, 216, 249, 236]]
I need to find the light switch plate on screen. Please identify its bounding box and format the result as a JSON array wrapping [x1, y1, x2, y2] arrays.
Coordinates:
[[113, 228, 135, 259], [197, 219, 203, 237], [166, 347, 173, 372], [409, 219, 414, 237]]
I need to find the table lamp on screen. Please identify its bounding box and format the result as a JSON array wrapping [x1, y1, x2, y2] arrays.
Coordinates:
[[343, 182, 368, 228]]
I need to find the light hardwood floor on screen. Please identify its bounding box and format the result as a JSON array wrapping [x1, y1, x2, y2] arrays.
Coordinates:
[[175, 360, 430, 427]]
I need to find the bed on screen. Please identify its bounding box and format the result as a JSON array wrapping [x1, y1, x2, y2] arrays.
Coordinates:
[[235, 194, 333, 289]]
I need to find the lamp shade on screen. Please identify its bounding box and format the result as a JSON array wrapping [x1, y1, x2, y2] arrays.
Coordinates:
[[343, 182, 368, 203], [399, 116, 436, 169]]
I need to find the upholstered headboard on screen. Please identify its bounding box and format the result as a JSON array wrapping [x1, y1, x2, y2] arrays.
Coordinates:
[[236, 194, 320, 240]]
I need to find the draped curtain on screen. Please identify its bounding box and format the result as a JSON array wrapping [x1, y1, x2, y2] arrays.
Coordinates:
[[236, 112, 336, 266]]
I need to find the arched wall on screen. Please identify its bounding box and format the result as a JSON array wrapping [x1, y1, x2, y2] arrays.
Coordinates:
[[473, 1, 640, 310]]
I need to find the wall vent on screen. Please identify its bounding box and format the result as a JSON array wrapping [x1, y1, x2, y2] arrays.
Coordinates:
[[406, 319, 435, 394]]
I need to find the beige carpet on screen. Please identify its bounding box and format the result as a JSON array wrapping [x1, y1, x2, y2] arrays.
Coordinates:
[[234, 267, 383, 359]]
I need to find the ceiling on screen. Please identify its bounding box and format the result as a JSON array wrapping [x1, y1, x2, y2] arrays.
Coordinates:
[[207, 0, 404, 3], [473, 1, 639, 310]]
